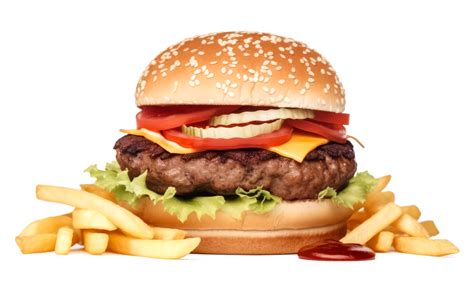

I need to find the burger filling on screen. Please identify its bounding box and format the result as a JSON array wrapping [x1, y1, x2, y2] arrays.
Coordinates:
[[86, 105, 379, 222]]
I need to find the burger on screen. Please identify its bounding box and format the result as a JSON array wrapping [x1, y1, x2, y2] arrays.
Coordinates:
[[86, 32, 378, 254]]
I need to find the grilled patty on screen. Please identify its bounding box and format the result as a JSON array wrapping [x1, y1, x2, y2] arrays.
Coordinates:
[[114, 135, 357, 201]]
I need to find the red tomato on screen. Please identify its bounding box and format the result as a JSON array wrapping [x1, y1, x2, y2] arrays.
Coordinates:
[[286, 119, 346, 143], [136, 105, 240, 131], [162, 126, 293, 150], [313, 110, 350, 125]]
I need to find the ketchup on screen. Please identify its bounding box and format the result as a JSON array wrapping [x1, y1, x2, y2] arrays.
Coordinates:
[[298, 240, 375, 261]]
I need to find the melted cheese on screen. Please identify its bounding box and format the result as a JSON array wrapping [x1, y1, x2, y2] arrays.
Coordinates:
[[120, 129, 328, 162], [267, 132, 329, 162]]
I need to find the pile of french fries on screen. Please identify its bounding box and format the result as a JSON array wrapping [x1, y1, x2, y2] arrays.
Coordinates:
[[15, 184, 200, 259], [341, 175, 459, 256]]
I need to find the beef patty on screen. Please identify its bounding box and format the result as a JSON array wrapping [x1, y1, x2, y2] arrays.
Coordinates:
[[114, 135, 357, 201]]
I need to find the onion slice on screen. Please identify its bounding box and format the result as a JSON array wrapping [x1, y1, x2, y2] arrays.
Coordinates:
[[182, 120, 284, 139]]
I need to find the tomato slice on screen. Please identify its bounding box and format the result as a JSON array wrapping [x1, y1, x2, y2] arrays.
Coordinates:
[[286, 119, 346, 143], [313, 110, 350, 125], [162, 126, 293, 150], [136, 105, 240, 131]]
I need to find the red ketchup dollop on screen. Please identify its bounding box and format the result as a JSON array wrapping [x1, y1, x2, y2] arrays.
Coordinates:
[[298, 240, 375, 261]]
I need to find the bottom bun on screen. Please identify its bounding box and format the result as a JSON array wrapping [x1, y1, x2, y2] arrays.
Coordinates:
[[118, 198, 352, 254], [186, 222, 347, 254]]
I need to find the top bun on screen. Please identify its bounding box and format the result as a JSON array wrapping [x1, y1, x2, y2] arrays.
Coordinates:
[[135, 32, 346, 112]]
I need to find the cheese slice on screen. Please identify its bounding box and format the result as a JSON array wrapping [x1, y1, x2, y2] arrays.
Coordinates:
[[120, 129, 328, 162], [120, 129, 198, 154], [267, 132, 329, 162]]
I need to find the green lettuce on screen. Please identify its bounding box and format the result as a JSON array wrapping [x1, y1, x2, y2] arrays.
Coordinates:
[[85, 161, 282, 223], [318, 171, 379, 209]]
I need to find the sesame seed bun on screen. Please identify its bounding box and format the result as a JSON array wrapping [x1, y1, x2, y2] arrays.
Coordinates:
[[136, 32, 346, 112], [119, 199, 353, 254]]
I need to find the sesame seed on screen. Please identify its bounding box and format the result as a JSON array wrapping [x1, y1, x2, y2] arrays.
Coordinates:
[[191, 74, 196, 81], [243, 74, 248, 81], [308, 77, 315, 83], [226, 79, 231, 85], [294, 79, 299, 85], [300, 89, 306, 95], [305, 82, 310, 89], [194, 69, 201, 74], [227, 69, 233, 75], [263, 86, 269, 92], [248, 69, 256, 74], [230, 83, 238, 88], [278, 79, 285, 84], [270, 88, 276, 94], [152, 76, 157, 82], [291, 67, 296, 73], [207, 73, 214, 78], [173, 81, 178, 92], [320, 69, 326, 74], [210, 61, 218, 65], [161, 72, 167, 77], [278, 47, 285, 52], [228, 91, 235, 97], [288, 74, 295, 79], [263, 77, 270, 83], [275, 65, 282, 71], [221, 67, 226, 74], [236, 73, 241, 79], [216, 82, 221, 89], [189, 80, 195, 87], [195, 79, 200, 86]]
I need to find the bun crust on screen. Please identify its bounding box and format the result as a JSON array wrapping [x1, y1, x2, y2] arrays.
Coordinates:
[[118, 199, 352, 254], [136, 32, 346, 112]]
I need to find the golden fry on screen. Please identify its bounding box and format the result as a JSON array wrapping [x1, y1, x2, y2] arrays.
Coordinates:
[[83, 230, 109, 255], [36, 185, 153, 239], [367, 231, 394, 252], [393, 237, 458, 256], [401, 205, 421, 220], [341, 202, 402, 245], [420, 220, 439, 237], [19, 215, 72, 237], [373, 175, 391, 192], [365, 191, 395, 214], [152, 227, 187, 240], [107, 232, 200, 259], [72, 209, 117, 231], [392, 214, 429, 237], [55, 227, 75, 255], [16, 234, 57, 254], [80, 184, 116, 202]]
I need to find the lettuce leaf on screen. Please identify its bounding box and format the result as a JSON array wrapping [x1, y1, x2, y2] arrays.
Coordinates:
[[318, 171, 379, 209], [85, 161, 282, 222]]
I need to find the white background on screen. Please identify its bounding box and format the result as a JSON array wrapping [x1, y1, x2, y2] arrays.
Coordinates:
[[1, 0, 473, 295]]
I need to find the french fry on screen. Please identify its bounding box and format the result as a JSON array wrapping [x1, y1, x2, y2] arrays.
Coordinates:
[[15, 234, 57, 254], [365, 191, 395, 214], [19, 215, 72, 237], [152, 227, 187, 240], [72, 209, 117, 231], [349, 210, 370, 222], [347, 220, 361, 231], [36, 185, 153, 239], [55, 227, 75, 255], [107, 232, 200, 259], [373, 175, 391, 192], [83, 230, 109, 255], [420, 220, 439, 237], [341, 202, 402, 245], [80, 184, 116, 202], [401, 205, 421, 220], [392, 214, 429, 237], [393, 237, 459, 256], [366, 231, 394, 252]]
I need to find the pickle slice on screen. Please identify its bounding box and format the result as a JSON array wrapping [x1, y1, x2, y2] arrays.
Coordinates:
[[182, 120, 284, 139], [209, 108, 314, 126]]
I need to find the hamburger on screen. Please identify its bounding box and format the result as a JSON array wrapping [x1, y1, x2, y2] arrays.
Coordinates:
[[86, 32, 378, 254]]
